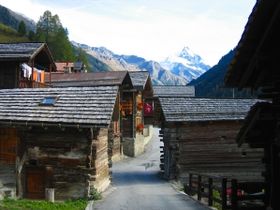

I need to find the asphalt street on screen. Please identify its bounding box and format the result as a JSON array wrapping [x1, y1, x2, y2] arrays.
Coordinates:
[[92, 128, 209, 210]]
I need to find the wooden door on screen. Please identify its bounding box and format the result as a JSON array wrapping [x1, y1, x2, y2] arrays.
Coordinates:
[[122, 115, 133, 137], [25, 168, 45, 199], [0, 128, 18, 164]]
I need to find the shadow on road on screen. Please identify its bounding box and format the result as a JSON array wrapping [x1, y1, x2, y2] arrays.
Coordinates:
[[112, 170, 164, 186]]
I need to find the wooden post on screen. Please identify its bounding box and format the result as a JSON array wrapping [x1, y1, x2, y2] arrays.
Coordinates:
[[49, 64, 52, 86], [189, 173, 193, 194], [31, 60, 34, 88], [208, 177, 213, 206], [221, 178, 227, 210], [231, 179, 238, 210], [270, 144, 280, 210], [197, 175, 202, 201]]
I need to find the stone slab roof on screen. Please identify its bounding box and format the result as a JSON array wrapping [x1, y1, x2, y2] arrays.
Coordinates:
[[0, 86, 118, 127], [129, 71, 150, 89], [47, 71, 131, 87], [159, 97, 259, 122], [153, 85, 195, 97], [0, 42, 45, 61]]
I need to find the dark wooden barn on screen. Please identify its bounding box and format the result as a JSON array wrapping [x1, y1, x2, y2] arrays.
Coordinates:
[[46, 71, 133, 161], [159, 97, 264, 184], [225, 0, 280, 209], [0, 42, 56, 89], [0, 86, 118, 200]]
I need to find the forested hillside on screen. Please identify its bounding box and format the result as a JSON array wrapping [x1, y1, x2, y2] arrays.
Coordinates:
[[0, 5, 83, 65], [0, 23, 29, 42], [189, 50, 255, 98]]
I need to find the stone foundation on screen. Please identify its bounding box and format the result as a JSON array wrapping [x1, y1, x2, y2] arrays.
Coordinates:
[[123, 134, 145, 157]]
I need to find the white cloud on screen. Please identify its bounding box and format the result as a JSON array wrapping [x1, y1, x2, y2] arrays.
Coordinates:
[[0, 0, 256, 65]]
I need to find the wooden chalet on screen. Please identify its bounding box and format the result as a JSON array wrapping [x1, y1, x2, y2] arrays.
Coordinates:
[[126, 71, 154, 157], [45, 71, 133, 161], [55, 62, 74, 73], [159, 97, 264, 184], [0, 86, 118, 200], [225, 0, 280, 209], [153, 85, 195, 126], [0, 42, 56, 89]]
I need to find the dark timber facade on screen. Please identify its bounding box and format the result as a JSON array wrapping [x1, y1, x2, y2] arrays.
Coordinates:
[[0, 86, 118, 200], [159, 97, 264, 185], [225, 0, 280, 209]]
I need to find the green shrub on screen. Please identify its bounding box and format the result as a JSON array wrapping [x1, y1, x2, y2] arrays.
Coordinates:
[[0, 198, 87, 210], [89, 188, 102, 200]]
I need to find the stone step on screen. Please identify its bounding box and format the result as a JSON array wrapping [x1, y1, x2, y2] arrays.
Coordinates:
[[0, 188, 16, 198]]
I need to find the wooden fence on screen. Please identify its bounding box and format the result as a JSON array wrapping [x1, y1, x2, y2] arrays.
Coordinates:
[[184, 173, 265, 210]]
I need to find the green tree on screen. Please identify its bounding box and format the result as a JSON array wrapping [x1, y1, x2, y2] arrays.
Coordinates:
[[17, 20, 26, 36], [28, 30, 35, 41], [76, 47, 90, 71], [35, 10, 75, 61]]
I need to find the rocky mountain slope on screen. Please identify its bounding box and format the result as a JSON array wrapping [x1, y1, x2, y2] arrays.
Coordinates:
[[73, 42, 209, 85], [0, 4, 36, 32]]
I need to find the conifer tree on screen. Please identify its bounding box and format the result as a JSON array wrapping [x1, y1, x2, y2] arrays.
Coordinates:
[[35, 10, 75, 61], [17, 20, 26, 36]]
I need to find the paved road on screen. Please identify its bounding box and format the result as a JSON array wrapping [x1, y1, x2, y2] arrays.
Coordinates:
[[92, 128, 209, 210]]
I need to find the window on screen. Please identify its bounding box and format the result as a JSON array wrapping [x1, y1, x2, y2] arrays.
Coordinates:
[[40, 96, 58, 106]]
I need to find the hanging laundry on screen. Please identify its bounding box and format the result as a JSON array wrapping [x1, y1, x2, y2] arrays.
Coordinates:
[[21, 63, 32, 79]]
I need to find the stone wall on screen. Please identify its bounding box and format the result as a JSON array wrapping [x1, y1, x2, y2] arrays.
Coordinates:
[[123, 134, 145, 157]]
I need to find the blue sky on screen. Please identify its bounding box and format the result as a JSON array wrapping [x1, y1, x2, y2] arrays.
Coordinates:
[[0, 0, 256, 65]]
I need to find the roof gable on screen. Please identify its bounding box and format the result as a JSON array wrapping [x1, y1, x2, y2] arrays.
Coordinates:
[[0, 86, 118, 127], [0, 42, 56, 70], [129, 71, 150, 90], [159, 97, 258, 122]]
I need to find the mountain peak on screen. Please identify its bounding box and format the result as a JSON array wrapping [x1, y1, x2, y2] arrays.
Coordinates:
[[160, 46, 211, 83], [178, 46, 202, 62]]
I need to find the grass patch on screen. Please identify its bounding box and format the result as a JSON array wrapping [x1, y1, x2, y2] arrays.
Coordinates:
[[0, 198, 88, 210], [213, 190, 222, 210], [0, 23, 29, 42]]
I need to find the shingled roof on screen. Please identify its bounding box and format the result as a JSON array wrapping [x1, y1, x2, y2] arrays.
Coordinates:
[[0, 86, 118, 127], [0, 42, 46, 60], [129, 71, 150, 90], [225, 0, 280, 88], [48, 71, 132, 87], [159, 97, 258, 122], [153, 86, 195, 97]]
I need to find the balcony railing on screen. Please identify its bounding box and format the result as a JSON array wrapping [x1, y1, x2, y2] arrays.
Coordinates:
[[19, 79, 48, 88]]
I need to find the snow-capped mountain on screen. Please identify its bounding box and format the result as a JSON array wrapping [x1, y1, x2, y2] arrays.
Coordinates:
[[72, 42, 206, 85], [160, 47, 210, 83]]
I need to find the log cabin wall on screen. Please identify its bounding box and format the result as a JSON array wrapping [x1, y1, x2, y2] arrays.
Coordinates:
[[162, 121, 264, 183], [17, 126, 110, 200], [0, 61, 19, 89], [108, 122, 121, 162], [0, 128, 18, 198], [108, 93, 122, 162]]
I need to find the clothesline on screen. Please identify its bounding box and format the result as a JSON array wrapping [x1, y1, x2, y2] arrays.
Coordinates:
[[21, 63, 45, 83]]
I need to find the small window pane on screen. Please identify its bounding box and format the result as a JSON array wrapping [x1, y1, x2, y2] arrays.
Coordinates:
[[40, 97, 57, 106]]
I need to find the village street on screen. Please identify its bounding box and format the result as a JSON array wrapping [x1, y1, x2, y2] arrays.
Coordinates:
[[91, 128, 209, 210]]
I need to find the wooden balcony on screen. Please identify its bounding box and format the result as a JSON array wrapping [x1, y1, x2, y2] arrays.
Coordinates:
[[19, 79, 48, 88]]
